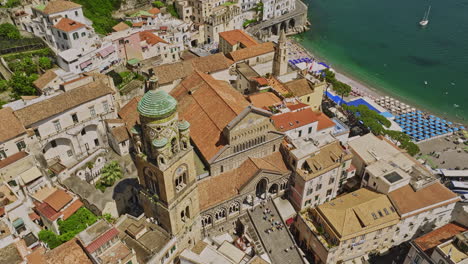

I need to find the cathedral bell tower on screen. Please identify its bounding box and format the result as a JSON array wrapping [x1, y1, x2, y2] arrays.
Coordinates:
[[134, 76, 201, 248], [273, 29, 288, 76]]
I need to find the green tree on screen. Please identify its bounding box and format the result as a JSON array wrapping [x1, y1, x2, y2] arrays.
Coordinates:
[[58, 207, 98, 235], [0, 23, 20, 39], [4, 0, 21, 8], [100, 161, 123, 186], [152, 0, 165, 8], [0, 80, 8, 92], [38, 57, 52, 70], [9, 72, 38, 98], [38, 230, 62, 249]]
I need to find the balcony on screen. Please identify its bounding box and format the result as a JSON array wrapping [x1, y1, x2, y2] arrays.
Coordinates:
[[301, 210, 337, 250]]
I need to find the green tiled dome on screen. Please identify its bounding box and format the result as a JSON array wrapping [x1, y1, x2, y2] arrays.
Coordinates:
[[152, 138, 168, 148], [178, 120, 190, 131], [137, 90, 177, 119]]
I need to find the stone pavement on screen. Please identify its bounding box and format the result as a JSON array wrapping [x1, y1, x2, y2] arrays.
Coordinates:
[[418, 136, 468, 170], [248, 199, 305, 264]]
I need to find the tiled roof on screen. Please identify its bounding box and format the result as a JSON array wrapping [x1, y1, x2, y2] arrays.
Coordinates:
[[44, 189, 73, 211], [139, 31, 168, 45], [132, 21, 145, 27], [0, 107, 26, 142], [171, 71, 250, 161], [284, 78, 315, 97], [316, 188, 400, 239], [62, 199, 83, 220], [85, 228, 119, 253], [44, 239, 92, 264], [15, 80, 113, 127], [152, 53, 233, 84], [286, 102, 309, 111], [53, 18, 85, 32], [28, 212, 40, 221], [219, 29, 258, 47], [33, 69, 57, 90], [148, 7, 160, 15], [271, 108, 335, 132], [36, 202, 60, 221], [111, 126, 129, 143], [247, 92, 282, 110], [118, 96, 142, 132], [227, 42, 275, 62], [198, 152, 288, 210], [112, 22, 130, 32], [42, 0, 81, 14], [0, 151, 28, 169], [414, 222, 467, 255], [388, 183, 459, 216], [300, 141, 353, 180]]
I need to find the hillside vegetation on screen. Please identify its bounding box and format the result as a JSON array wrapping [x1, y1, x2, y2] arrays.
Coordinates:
[[73, 0, 122, 34]]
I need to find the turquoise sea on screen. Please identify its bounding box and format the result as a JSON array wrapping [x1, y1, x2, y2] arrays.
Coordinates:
[[298, 0, 468, 123]]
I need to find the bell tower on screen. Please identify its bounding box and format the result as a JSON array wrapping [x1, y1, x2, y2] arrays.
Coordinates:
[[134, 76, 201, 249], [273, 29, 288, 76]]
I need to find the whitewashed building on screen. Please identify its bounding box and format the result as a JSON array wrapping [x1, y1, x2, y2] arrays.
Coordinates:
[[12, 74, 118, 167], [261, 0, 295, 21]]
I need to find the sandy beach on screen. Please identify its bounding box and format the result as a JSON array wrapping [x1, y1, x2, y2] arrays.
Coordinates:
[[286, 37, 468, 126]]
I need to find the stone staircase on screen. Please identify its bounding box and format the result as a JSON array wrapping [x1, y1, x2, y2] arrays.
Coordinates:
[[239, 214, 266, 256]]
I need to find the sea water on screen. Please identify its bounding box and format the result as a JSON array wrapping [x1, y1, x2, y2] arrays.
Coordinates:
[[299, 0, 468, 123]]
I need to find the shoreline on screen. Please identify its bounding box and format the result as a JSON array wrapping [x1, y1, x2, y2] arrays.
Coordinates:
[[287, 36, 468, 126]]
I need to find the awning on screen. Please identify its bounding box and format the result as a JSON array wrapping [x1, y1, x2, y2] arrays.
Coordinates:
[[99, 45, 115, 58], [80, 60, 92, 69], [20, 166, 42, 184], [13, 218, 24, 228]]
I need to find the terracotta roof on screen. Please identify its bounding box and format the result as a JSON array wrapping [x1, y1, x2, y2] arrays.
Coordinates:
[[198, 152, 288, 210], [0, 107, 26, 142], [132, 21, 145, 27], [33, 69, 57, 90], [43, 0, 81, 14], [152, 53, 233, 84], [53, 17, 85, 32], [315, 188, 400, 239], [414, 222, 467, 255], [0, 151, 28, 169], [251, 77, 268, 86], [62, 199, 83, 220], [118, 96, 142, 132], [85, 228, 119, 253], [227, 42, 275, 62], [26, 247, 46, 264], [139, 31, 168, 45], [44, 189, 73, 211], [171, 71, 250, 161], [15, 80, 113, 127], [388, 183, 459, 216], [36, 202, 60, 221], [271, 108, 335, 132], [44, 239, 92, 264], [247, 92, 282, 110], [148, 7, 160, 15], [286, 102, 309, 111], [284, 78, 315, 97], [299, 141, 353, 181], [112, 22, 130, 32], [111, 126, 129, 143], [28, 212, 40, 221], [105, 118, 125, 124], [219, 29, 258, 47]]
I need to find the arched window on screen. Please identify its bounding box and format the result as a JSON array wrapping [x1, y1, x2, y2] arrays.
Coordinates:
[[72, 32, 79, 40], [175, 165, 187, 192], [159, 156, 165, 165], [171, 138, 178, 154], [202, 215, 212, 227], [185, 206, 190, 219], [228, 202, 240, 214]]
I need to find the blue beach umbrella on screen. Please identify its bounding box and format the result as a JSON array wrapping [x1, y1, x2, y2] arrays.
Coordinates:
[[453, 127, 459, 131], [460, 126, 465, 130]]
